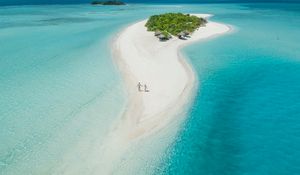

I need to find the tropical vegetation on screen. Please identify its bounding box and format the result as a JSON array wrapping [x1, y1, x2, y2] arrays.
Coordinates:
[[145, 13, 207, 40], [91, 0, 126, 5]]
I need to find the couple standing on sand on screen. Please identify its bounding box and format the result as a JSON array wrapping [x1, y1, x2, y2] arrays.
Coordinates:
[[137, 82, 150, 92]]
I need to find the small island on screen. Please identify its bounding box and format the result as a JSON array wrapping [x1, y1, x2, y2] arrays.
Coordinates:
[[145, 13, 207, 41], [91, 0, 126, 5]]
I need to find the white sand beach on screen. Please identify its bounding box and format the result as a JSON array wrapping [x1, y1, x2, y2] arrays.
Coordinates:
[[87, 14, 231, 174], [112, 14, 231, 138]]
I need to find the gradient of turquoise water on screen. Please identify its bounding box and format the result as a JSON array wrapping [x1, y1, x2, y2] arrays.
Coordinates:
[[0, 4, 195, 174], [0, 3, 300, 175], [0, 5, 128, 174], [158, 3, 300, 175]]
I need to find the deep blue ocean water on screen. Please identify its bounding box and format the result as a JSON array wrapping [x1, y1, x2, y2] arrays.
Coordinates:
[[0, 2, 299, 175], [1, 0, 300, 6]]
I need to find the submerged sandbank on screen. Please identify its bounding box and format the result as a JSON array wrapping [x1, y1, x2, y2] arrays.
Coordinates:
[[112, 14, 231, 137], [92, 14, 231, 174]]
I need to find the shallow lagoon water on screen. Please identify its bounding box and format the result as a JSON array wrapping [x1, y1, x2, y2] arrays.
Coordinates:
[[0, 3, 300, 175], [159, 3, 300, 175]]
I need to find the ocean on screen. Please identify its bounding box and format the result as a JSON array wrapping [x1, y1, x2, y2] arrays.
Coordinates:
[[0, 3, 299, 175]]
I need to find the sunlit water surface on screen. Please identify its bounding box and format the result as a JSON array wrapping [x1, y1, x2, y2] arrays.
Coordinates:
[[0, 3, 299, 175]]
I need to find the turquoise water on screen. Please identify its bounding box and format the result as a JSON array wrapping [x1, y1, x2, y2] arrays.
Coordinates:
[[0, 5, 128, 175], [159, 3, 300, 175], [0, 3, 300, 175]]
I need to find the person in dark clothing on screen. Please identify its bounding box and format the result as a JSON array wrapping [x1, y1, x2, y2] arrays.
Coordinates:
[[144, 84, 150, 92], [137, 82, 143, 92]]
